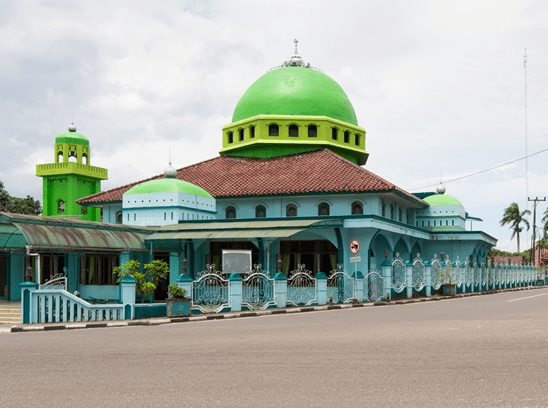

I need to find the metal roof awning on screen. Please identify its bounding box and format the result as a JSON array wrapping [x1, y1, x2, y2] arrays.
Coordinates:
[[0, 213, 150, 252], [146, 219, 341, 241]]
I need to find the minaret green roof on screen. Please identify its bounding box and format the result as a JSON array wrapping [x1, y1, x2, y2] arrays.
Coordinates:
[[55, 125, 89, 146], [125, 178, 213, 198], [232, 66, 358, 125]]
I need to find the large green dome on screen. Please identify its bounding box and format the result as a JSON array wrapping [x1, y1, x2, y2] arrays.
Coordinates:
[[232, 66, 358, 125], [126, 178, 213, 199], [424, 194, 462, 207]]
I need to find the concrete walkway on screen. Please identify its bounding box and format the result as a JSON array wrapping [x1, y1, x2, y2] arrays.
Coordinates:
[[2, 285, 544, 334]]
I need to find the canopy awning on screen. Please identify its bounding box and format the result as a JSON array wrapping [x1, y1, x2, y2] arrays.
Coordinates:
[[146, 219, 341, 241], [0, 213, 151, 252]]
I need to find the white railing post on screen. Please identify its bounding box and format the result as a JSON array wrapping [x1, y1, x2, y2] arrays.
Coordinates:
[[273, 272, 287, 308], [228, 273, 243, 312], [119, 275, 136, 320], [315, 272, 327, 305]]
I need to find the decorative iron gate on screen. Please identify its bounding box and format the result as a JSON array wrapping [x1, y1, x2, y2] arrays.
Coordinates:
[[327, 265, 354, 304], [242, 264, 275, 310], [431, 255, 442, 290], [287, 264, 316, 306], [192, 264, 229, 313], [412, 256, 425, 292], [363, 271, 385, 302], [391, 254, 406, 293]]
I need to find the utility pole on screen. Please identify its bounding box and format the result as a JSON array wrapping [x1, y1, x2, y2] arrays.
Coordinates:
[[528, 196, 545, 266]]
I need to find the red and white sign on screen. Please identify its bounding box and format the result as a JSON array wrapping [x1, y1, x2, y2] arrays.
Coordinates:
[[349, 239, 360, 255]]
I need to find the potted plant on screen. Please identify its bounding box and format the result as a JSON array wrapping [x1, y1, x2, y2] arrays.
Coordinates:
[[436, 265, 457, 296], [166, 283, 191, 317]]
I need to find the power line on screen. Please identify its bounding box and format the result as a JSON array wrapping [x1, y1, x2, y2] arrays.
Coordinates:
[[410, 147, 548, 191]]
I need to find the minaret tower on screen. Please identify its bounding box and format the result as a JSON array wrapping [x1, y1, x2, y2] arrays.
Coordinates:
[[36, 124, 108, 221]]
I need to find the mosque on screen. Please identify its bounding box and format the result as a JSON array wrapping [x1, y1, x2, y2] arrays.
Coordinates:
[[0, 42, 496, 302]]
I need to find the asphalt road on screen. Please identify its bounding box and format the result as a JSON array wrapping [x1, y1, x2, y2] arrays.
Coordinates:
[[1, 289, 548, 408]]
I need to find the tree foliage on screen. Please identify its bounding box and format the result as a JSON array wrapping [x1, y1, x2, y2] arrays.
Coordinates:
[[500, 202, 530, 252], [0, 180, 42, 215], [114, 259, 169, 303]]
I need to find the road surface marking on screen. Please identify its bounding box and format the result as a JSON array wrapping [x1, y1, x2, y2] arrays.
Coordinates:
[[507, 292, 548, 302]]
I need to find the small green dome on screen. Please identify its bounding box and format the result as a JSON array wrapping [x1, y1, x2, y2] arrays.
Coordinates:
[[424, 194, 462, 207], [55, 124, 89, 146], [232, 67, 358, 125], [126, 178, 213, 199]]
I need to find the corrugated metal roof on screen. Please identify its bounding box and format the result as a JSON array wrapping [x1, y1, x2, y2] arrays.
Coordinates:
[[147, 228, 306, 241], [0, 213, 150, 252]]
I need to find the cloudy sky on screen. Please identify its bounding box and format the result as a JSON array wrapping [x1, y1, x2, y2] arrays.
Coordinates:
[[1, 0, 547, 251]]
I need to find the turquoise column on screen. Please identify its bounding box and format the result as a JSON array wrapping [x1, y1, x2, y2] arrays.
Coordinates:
[[356, 271, 364, 301], [315, 272, 327, 305], [228, 273, 243, 312], [176, 274, 193, 303], [381, 261, 391, 301], [460, 262, 466, 293], [273, 272, 287, 308], [424, 261, 431, 297], [19, 282, 38, 324], [119, 275, 136, 320], [169, 252, 181, 285], [66, 253, 79, 294], [120, 251, 130, 266], [405, 261, 412, 299]]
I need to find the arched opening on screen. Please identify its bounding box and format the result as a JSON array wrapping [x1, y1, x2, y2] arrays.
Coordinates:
[[369, 234, 392, 271], [308, 125, 317, 138], [269, 124, 279, 136], [351, 201, 363, 215], [57, 152, 63, 163], [116, 211, 122, 224], [286, 204, 297, 217], [68, 151, 77, 163], [239, 128, 244, 141], [226, 206, 236, 219], [58, 200, 65, 215], [394, 238, 410, 261], [381, 200, 386, 217], [332, 128, 338, 140], [288, 124, 299, 137], [250, 125, 255, 138], [255, 205, 266, 218], [82, 154, 88, 165], [318, 202, 330, 216], [344, 131, 350, 143], [390, 204, 395, 219], [227, 131, 234, 144], [354, 134, 360, 146]]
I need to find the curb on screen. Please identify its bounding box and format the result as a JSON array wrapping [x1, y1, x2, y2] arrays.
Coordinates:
[[4, 285, 546, 333]]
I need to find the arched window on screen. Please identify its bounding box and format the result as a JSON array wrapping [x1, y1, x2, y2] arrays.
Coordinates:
[[226, 206, 236, 219], [354, 134, 360, 146], [227, 131, 234, 144], [390, 204, 395, 219], [332, 128, 338, 140], [255, 205, 266, 218], [381, 200, 386, 217], [398, 208, 402, 222], [58, 200, 65, 215], [82, 154, 88, 165], [68, 151, 77, 163], [239, 128, 244, 141], [289, 124, 299, 137], [57, 152, 63, 163], [351, 201, 363, 215], [318, 202, 330, 216], [269, 124, 279, 136], [308, 125, 317, 138], [116, 211, 122, 224], [344, 131, 350, 143], [250, 125, 255, 138], [286, 204, 297, 217]]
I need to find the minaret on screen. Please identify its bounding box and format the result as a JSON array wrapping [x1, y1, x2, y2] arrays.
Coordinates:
[[36, 124, 108, 221]]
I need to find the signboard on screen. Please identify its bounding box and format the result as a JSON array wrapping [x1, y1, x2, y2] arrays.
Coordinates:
[[349, 239, 360, 255], [222, 249, 252, 274], [350, 256, 361, 263]]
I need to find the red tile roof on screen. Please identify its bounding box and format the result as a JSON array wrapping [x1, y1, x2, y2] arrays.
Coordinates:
[[78, 149, 424, 205]]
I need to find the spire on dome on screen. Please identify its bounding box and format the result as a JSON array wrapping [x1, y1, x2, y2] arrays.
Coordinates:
[[283, 38, 310, 68], [68, 123, 77, 132], [436, 182, 446, 195], [164, 160, 177, 179]]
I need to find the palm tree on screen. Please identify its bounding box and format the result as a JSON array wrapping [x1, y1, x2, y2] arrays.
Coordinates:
[[500, 202, 530, 252]]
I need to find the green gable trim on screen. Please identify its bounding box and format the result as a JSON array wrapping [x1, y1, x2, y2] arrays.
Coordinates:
[[125, 178, 213, 199], [232, 67, 358, 125]]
